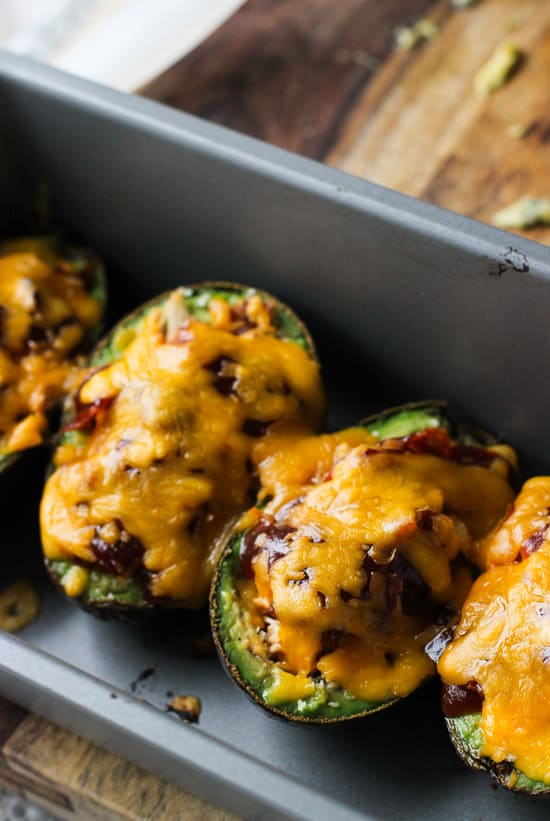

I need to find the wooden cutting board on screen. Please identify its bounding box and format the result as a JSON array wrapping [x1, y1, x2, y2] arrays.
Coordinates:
[[2, 1, 549, 817], [145, 0, 550, 246]]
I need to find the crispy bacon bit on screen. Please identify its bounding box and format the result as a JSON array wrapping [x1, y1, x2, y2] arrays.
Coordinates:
[[317, 591, 328, 608], [366, 428, 452, 459], [450, 444, 498, 468], [205, 355, 238, 396], [416, 508, 436, 531], [90, 525, 144, 576], [231, 300, 253, 322], [425, 627, 454, 663], [520, 523, 550, 560], [404, 428, 452, 456], [240, 516, 296, 577], [442, 680, 484, 718], [359, 549, 435, 618], [63, 396, 113, 432], [243, 418, 273, 437], [229, 299, 258, 335], [319, 630, 343, 658], [26, 324, 50, 349], [339, 589, 353, 603], [366, 427, 504, 471]]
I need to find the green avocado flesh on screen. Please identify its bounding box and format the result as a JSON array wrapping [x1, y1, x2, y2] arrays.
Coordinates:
[[0, 237, 106, 472], [49, 284, 313, 609], [214, 532, 391, 721], [212, 402, 460, 722], [448, 714, 550, 794], [48, 560, 146, 608], [362, 403, 449, 441], [92, 286, 308, 369]]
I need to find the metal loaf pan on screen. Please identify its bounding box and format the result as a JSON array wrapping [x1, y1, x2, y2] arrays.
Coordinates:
[[1, 50, 549, 821]]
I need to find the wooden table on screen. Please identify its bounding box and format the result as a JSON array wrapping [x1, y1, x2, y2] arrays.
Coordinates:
[[1, 1, 549, 817]]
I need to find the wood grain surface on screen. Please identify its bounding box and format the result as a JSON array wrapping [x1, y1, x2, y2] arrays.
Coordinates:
[[145, 0, 550, 245], [0, 697, 234, 820], [2, 1, 550, 818], [144, 0, 436, 158]]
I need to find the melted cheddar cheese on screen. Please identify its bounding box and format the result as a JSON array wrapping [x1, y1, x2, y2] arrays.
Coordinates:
[[0, 238, 102, 457], [41, 289, 324, 605], [475, 476, 550, 568], [439, 477, 550, 785], [241, 430, 515, 704]]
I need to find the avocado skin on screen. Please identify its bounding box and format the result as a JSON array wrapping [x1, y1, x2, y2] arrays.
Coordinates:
[[0, 236, 106, 475], [45, 283, 318, 615], [211, 400, 479, 724], [211, 530, 396, 724], [361, 400, 450, 440], [446, 713, 550, 795]]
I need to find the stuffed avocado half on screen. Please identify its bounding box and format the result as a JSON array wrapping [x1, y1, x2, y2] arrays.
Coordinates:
[[439, 477, 550, 795], [42, 284, 324, 614], [211, 402, 518, 723], [0, 235, 105, 472]]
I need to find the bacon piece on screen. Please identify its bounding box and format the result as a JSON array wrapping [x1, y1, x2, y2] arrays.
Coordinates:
[[63, 396, 113, 432]]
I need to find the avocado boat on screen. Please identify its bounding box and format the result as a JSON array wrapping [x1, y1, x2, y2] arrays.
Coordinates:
[[41, 284, 324, 616], [0, 235, 105, 473], [211, 401, 518, 723], [439, 477, 550, 795]]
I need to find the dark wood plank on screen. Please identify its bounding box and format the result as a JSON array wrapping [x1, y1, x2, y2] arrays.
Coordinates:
[[143, 0, 437, 158]]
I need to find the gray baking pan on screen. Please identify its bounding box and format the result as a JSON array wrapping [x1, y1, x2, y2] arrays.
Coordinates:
[[1, 50, 550, 820]]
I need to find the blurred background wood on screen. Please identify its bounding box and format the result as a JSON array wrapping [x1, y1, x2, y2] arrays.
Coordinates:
[[145, 0, 550, 245]]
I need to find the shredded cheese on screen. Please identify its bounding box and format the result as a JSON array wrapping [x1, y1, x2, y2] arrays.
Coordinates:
[[242, 430, 514, 703], [41, 290, 324, 605], [0, 238, 102, 456], [439, 478, 550, 785]]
